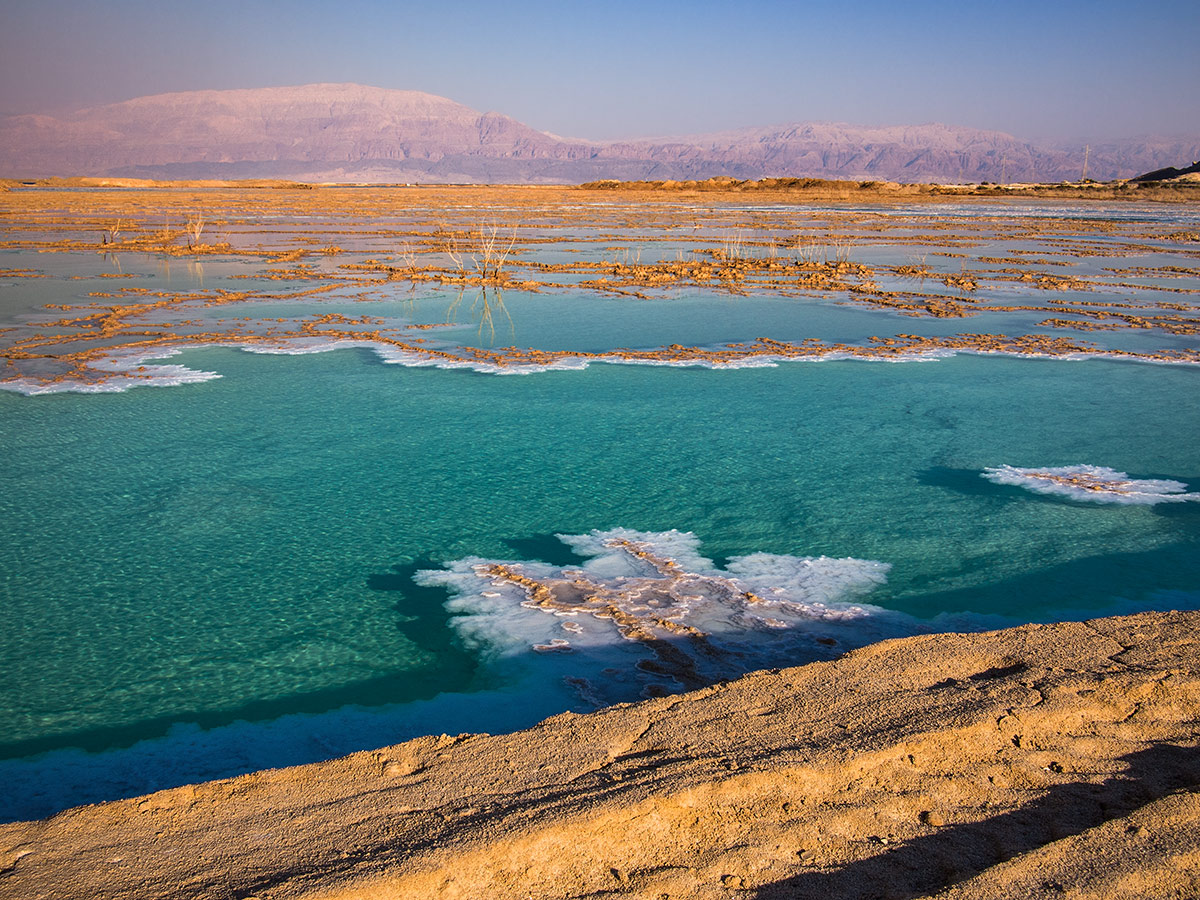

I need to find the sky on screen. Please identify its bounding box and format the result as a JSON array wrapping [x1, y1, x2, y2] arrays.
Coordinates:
[[1, 0, 1197, 143]]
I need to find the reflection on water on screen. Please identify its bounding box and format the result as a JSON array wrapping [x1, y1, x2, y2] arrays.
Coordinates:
[[447, 285, 513, 343], [154, 256, 207, 288]]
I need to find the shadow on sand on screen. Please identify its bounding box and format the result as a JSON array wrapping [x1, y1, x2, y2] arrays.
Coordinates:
[[753, 743, 1200, 900]]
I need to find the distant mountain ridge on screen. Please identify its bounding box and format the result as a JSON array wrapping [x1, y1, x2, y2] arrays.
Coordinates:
[[1, 83, 1196, 184]]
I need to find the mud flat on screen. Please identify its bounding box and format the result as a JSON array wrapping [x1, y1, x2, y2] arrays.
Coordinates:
[[2, 610, 1197, 900], [4, 181, 1200, 392]]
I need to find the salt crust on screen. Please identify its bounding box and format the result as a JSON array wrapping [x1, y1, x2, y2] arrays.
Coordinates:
[[6, 335, 1180, 395], [982, 464, 1200, 504], [416, 528, 898, 701]]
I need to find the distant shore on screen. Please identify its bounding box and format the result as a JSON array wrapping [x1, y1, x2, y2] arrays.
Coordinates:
[[3, 174, 1199, 202], [578, 174, 1200, 202], [2, 610, 1197, 899]]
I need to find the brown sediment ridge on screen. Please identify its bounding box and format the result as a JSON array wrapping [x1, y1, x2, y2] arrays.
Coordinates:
[[1023, 471, 1142, 494], [480, 538, 764, 692], [7, 330, 1200, 391], [2, 610, 1197, 899], [20, 177, 318, 190]]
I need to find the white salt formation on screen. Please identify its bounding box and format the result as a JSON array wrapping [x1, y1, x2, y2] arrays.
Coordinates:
[[982, 464, 1200, 504], [417, 528, 894, 700]]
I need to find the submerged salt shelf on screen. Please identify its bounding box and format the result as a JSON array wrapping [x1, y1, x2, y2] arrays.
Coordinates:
[[981, 464, 1200, 504]]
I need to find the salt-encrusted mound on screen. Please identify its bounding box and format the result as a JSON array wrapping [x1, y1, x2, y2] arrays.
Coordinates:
[[417, 528, 895, 700], [982, 463, 1200, 504], [2, 610, 1198, 900]]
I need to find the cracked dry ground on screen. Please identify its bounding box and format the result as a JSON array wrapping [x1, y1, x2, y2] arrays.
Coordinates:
[[2, 610, 1198, 900]]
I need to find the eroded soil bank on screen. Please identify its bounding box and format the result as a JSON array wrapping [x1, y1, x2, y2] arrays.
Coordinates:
[[2, 610, 1198, 900]]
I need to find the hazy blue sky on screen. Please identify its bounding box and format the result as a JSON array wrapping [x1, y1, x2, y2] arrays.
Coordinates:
[[2, 0, 1197, 142]]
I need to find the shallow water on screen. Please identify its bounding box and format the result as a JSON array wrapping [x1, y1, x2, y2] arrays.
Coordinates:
[[1, 194, 1198, 821], [2, 348, 1198, 819]]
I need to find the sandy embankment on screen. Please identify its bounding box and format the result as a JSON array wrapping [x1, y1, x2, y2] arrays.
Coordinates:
[[2, 611, 1198, 899]]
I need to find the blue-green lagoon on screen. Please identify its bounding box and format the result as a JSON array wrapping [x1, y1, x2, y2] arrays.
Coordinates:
[[1, 187, 1198, 821]]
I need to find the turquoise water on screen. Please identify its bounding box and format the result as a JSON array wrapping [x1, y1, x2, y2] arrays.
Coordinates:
[[3, 347, 1198, 820], [2, 197, 1199, 822]]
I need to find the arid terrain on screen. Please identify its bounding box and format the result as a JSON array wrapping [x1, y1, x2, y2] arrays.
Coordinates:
[[2, 610, 1197, 899]]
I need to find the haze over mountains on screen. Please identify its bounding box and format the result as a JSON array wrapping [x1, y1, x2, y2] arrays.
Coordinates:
[[1, 83, 1196, 184]]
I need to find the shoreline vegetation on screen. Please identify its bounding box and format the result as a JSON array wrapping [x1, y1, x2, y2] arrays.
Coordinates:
[[2, 180, 1199, 392], [2, 611, 1197, 899]]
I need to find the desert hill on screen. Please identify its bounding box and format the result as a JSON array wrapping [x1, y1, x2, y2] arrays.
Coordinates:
[[0, 84, 585, 178], [1, 83, 1197, 184]]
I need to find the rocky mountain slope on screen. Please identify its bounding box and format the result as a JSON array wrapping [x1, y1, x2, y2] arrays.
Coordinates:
[[0, 84, 585, 178], [1, 83, 1196, 183]]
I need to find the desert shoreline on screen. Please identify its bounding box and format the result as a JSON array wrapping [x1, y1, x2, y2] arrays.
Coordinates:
[[2, 610, 1198, 899], [3, 175, 1200, 204]]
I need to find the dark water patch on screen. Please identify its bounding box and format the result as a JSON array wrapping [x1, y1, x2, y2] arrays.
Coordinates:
[[897, 540, 1200, 621], [502, 533, 592, 568], [917, 466, 1022, 501], [0, 665, 457, 764], [365, 557, 483, 687]]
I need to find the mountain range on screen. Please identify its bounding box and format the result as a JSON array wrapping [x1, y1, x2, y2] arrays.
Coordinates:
[[1, 83, 1196, 184]]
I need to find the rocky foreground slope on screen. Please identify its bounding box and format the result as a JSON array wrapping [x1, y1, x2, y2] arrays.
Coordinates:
[[2, 610, 1198, 899]]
